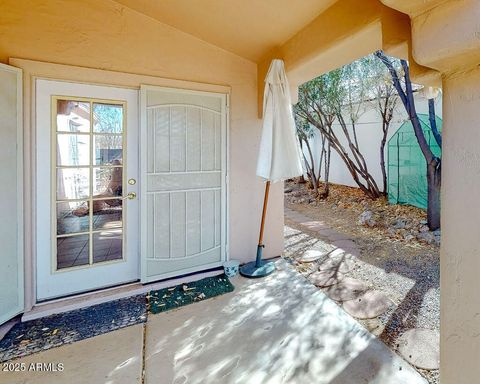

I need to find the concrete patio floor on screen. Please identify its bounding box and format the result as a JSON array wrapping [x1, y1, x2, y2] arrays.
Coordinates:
[[1, 260, 427, 384]]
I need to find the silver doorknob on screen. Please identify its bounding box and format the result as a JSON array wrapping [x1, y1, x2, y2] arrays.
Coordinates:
[[123, 192, 136, 200]]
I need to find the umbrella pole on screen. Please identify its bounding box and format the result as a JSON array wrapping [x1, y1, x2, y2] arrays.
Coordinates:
[[240, 181, 276, 278], [255, 180, 270, 267]]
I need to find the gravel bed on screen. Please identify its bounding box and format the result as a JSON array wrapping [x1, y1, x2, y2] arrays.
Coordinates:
[[0, 295, 147, 362], [284, 216, 440, 384]]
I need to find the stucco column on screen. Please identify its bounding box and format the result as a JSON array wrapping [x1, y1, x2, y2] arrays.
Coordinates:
[[440, 67, 480, 383]]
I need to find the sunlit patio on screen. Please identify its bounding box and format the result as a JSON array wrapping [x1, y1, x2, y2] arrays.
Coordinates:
[[2, 259, 426, 384]]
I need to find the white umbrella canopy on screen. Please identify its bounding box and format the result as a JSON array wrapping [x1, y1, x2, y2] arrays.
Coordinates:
[[256, 59, 303, 182], [240, 59, 303, 278]]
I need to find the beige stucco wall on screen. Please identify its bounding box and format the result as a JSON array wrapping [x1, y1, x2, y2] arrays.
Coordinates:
[[440, 67, 480, 383], [404, 1, 480, 381], [0, 0, 284, 270]]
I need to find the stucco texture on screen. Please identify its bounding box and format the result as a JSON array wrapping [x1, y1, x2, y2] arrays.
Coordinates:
[[441, 67, 480, 384], [0, 0, 284, 263]]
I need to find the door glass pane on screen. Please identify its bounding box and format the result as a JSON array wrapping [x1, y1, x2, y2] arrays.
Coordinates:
[[92, 200, 122, 230], [93, 229, 122, 263], [57, 168, 90, 200], [54, 98, 125, 271], [57, 201, 89, 235], [57, 235, 90, 269], [93, 167, 123, 197], [94, 134, 123, 165], [56, 100, 90, 133], [57, 134, 90, 166], [93, 103, 123, 133]]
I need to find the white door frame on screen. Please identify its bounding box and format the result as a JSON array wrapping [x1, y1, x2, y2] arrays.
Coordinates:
[[140, 85, 230, 283], [0, 62, 24, 324]]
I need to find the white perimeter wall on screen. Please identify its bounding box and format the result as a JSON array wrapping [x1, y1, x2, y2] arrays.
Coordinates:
[[305, 92, 443, 189]]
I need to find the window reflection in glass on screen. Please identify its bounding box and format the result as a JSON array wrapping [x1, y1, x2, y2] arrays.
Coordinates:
[[56, 100, 90, 133], [93, 165, 123, 198], [93, 103, 123, 133], [93, 230, 122, 263], [55, 99, 125, 270], [57, 134, 90, 166], [57, 201, 90, 235], [94, 134, 123, 165], [92, 200, 122, 231], [57, 235, 90, 269], [57, 168, 90, 200]]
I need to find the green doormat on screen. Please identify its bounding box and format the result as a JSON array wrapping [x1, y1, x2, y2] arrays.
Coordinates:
[[148, 274, 235, 314]]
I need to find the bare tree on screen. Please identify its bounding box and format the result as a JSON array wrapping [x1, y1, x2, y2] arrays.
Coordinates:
[[375, 51, 441, 230], [367, 56, 399, 195], [296, 116, 320, 196], [295, 66, 381, 199]]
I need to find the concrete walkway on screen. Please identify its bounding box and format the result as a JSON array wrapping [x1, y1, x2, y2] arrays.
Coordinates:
[[1, 260, 427, 384]]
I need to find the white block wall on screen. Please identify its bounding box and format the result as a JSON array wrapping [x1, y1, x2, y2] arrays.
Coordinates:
[[304, 92, 443, 189]]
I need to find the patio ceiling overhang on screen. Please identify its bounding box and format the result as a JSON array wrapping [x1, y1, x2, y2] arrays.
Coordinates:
[[112, 0, 442, 115]]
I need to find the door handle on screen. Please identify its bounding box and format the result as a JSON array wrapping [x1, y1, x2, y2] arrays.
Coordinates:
[[123, 192, 137, 200]]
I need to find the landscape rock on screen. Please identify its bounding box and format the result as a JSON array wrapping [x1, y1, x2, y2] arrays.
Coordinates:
[[419, 225, 430, 233], [359, 210, 376, 227], [417, 232, 435, 244], [392, 218, 407, 229], [284, 187, 293, 194]]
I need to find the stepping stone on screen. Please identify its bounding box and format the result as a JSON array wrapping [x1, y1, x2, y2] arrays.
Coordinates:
[[324, 278, 367, 301], [396, 329, 440, 370], [299, 250, 326, 263], [309, 270, 344, 287], [327, 248, 349, 258], [342, 290, 393, 319], [318, 256, 355, 273], [332, 239, 357, 250], [302, 221, 329, 231]]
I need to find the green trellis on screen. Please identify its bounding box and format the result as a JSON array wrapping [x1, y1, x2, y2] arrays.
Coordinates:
[[387, 113, 442, 209]]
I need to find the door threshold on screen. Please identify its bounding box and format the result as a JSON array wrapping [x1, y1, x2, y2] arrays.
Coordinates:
[[23, 268, 223, 322]]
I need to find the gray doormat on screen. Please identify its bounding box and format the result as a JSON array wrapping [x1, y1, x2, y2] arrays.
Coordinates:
[[0, 294, 147, 362]]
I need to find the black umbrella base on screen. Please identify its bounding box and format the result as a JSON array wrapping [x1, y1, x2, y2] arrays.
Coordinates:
[[239, 260, 275, 278]]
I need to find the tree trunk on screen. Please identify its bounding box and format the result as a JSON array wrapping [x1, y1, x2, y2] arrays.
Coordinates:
[[380, 122, 388, 195], [375, 51, 441, 229], [321, 137, 331, 199], [301, 137, 319, 196], [428, 98, 442, 148], [427, 160, 441, 230]]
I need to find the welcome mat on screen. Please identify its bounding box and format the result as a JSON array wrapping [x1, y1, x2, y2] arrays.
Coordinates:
[[0, 294, 147, 362], [148, 274, 235, 314]]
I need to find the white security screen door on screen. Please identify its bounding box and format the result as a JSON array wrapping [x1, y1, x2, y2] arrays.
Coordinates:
[[0, 63, 23, 324], [140, 86, 228, 282], [36, 80, 139, 300]]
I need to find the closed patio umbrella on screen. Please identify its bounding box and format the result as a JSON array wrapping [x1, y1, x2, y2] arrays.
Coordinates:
[[240, 59, 303, 278]]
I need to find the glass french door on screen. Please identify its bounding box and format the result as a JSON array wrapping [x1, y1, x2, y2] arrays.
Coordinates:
[[36, 80, 139, 300]]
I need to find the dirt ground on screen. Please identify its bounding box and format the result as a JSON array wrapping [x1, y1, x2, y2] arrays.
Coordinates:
[[283, 180, 440, 384]]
